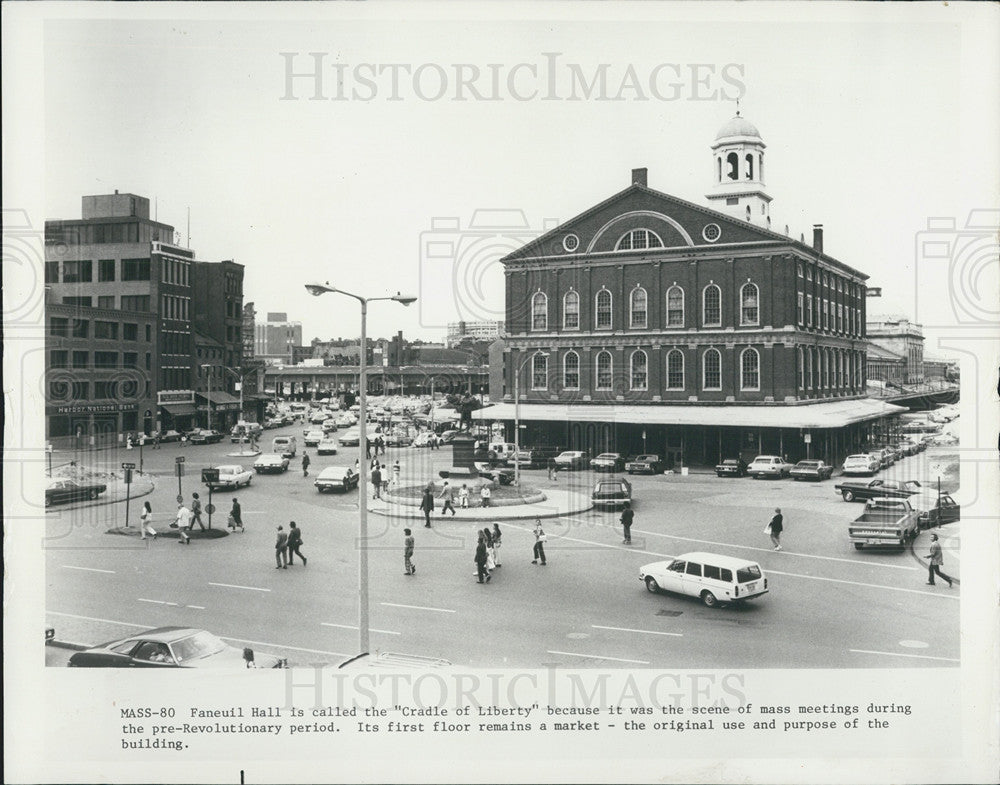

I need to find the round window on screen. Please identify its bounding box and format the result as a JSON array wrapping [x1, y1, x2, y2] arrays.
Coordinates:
[[562, 234, 580, 252], [702, 223, 722, 243]]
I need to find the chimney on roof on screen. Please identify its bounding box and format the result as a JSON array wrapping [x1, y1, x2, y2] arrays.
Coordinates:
[[812, 224, 824, 254], [631, 168, 648, 187]]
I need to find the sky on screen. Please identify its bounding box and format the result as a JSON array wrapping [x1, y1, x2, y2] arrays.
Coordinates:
[[34, 3, 1000, 356]]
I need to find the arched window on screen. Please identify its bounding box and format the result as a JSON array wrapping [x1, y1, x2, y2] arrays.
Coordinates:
[[629, 287, 648, 328], [563, 351, 580, 390], [740, 348, 760, 391], [759, 152, 764, 181], [531, 291, 547, 331], [595, 289, 612, 329], [702, 348, 722, 390], [616, 229, 664, 251], [595, 351, 613, 391], [806, 348, 813, 390], [630, 350, 648, 391], [716, 157, 722, 183], [726, 152, 739, 180], [745, 153, 754, 180], [665, 285, 684, 327], [740, 282, 759, 326], [702, 284, 721, 326], [666, 349, 685, 390], [745, 205, 751, 221], [531, 353, 548, 391], [798, 347, 805, 390], [563, 290, 580, 329]]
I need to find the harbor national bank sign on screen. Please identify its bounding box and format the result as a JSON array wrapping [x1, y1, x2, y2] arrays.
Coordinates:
[[49, 402, 136, 415]]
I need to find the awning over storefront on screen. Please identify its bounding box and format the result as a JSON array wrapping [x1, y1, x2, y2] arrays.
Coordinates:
[[198, 391, 240, 405], [465, 398, 908, 430], [160, 403, 197, 416]]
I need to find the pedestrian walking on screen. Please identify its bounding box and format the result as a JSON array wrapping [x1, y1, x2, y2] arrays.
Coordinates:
[[459, 483, 470, 508], [365, 439, 372, 460], [491, 523, 503, 567], [547, 457, 557, 481], [140, 501, 157, 540], [480, 483, 492, 508], [925, 533, 953, 587], [392, 460, 401, 488], [532, 519, 547, 565], [766, 508, 784, 550], [190, 493, 206, 531], [287, 521, 307, 566], [620, 501, 634, 545], [439, 481, 456, 516], [371, 464, 383, 500], [172, 503, 192, 544], [153, 432, 161, 449], [275, 525, 288, 569], [228, 498, 244, 532], [419, 487, 434, 528], [475, 535, 491, 583], [483, 528, 496, 574], [376, 435, 385, 456], [302, 451, 311, 477], [403, 528, 415, 575]]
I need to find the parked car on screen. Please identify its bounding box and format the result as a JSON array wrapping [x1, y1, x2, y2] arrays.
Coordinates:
[[553, 450, 589, 470], [835, 478, 923, 502], [715, 458, 748, 478], [625, 454, 663, 475], [254, 453, 290, 474], [335, 414, 356, 428], [310, 412, 329, 424], [592, 478, 633, 510], [907, 491, 961, 529], [151, 429, 182, 443], [869, 448, 894, 469], [474, 462, 515, 485], [205, 465, 253, 490], [639, 552, 768, 608], [412, 432, 438, 448], [789, 460, 834, 481], [321, 420, 338, 434], [591, 452, 626, 472], [510, 448, 560, 469], [848, 497, 921, 549], [188, 429, 224, 445], [68, 627, 287, 668], [439, 430, 460, 444], [842, 454, 880, 476], [384, 431, 413, 447], [317, 437, 339, 456], [45, 478, 107, 507], [747, 455, 793, 479], [315, 466, 360, 493], [303, 430, 324, 447], [230, 422, 263, 443]]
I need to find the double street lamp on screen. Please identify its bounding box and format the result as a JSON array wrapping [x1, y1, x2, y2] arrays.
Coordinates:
[[305, 282, 416, 656], [513, 351, 549, 488]]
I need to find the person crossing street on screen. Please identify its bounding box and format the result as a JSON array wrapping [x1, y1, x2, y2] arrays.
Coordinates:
[[287, 521, 306, 566], [275, 525, 288, 569], [403, 528, 416, 575], [925, 533, 953, 587], [302, 451, 311, 478], [439, 481, 456, 516]]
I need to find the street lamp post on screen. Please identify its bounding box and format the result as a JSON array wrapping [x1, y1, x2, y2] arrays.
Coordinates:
[[306, 282, 416, 656], [513, 351, 548, 488], [201, 364, 213, 431]]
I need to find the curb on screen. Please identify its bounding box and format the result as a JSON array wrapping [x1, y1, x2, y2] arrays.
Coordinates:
[[45, 475, 157, 515]]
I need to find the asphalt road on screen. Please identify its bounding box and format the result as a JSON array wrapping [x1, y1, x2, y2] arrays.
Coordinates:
[[45, 424, 960, 669]]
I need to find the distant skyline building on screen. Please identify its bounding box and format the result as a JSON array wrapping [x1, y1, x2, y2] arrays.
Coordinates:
[[254, 311, 303, 364], [867, 317, 924, 384], [446, 320, 504, 348]]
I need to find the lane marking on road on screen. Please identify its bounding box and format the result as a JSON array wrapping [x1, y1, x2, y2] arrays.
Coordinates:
[[219, 636, 351, 659], [849, 648, 959, 663], [321, 622, 401, 636], [62, 565, 116, 574], [187, 605, 206, 610], [547, 650, 650, 665], [138, 598, 179, 607], [380, 602, 456, 613], [766, 568, 960, 599], [208, 582, 271, 593], [46, 611, 148, 629], [592, 624, 683, 638]]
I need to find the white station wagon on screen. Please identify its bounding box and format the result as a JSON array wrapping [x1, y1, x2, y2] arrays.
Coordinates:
[[640, 552, 769, 607]]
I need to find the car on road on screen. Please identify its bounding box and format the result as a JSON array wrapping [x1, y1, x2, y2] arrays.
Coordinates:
[[625, 454, 663, 475], [230, 422, 263, 443], [317, 437, 339, 456], [639, 552, 768, 608], [835, 478, 922, 502], [907, 490, 961, 529], [205, 464, 253, 490], [254, 453, 290, 474], [272, 435, 297, 458], [335, 413, 356, 428], [188, 429, 224, 445], [869, 448, 894, 469], [714, 458, 748, 478], [67, 627, 287, 668], [151, 429, 182, 443], [474, 462, 515, 485], [592, 477, 632, 510], [898, 439, 924, 455], [315, 466, 360, 493], [554, 450, 589, 470], [842, 454, 880, 476], [384, 431, 413, 447], [591, 452, 626, 472], [45, 478, 108, 507], [848, 497, 921, 549], [303, 430, 324, 447], [439, 430, 460, 444], [789, 460, 835, 481], [321, 420, 338, 434], [412, 432, 438, 448], [747, 455, 793, 479]]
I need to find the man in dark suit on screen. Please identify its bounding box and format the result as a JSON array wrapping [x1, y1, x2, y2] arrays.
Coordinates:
[[287, 521, 306, 566]]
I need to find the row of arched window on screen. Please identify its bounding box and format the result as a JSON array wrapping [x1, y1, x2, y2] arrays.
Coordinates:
[[797, 346, 865, 392], [530, 282, 760, 332], [528, 347, 762, 393]]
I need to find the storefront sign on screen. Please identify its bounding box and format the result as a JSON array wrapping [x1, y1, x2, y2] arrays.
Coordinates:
[[48, 403, 136, 415], [157, 390, 195, 405]]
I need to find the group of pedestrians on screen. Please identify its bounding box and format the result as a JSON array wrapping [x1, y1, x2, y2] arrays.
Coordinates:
[[274, 522, 306, 569], [473, 525, 503, 583]]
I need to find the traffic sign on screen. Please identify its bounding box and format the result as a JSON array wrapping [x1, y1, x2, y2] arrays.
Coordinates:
[[176, 456, 186, 463], [122, 462, 136, 469], [205, 503, 216, 515], [123, 469, 134, 484], [202, 468, 220, 484]]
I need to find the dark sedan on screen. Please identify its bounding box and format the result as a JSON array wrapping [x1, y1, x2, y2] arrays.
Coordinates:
[[46, 478, 107, 507], [592, 478, 632, 510], [67, 627, 287, 668], [474, 462, 515, 485], [715, 458, 748, 478], [625, 454, 663, 475], [188, 429, 224, 445], [789, 460, 835, 481], [835, 478, 923, 502]]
